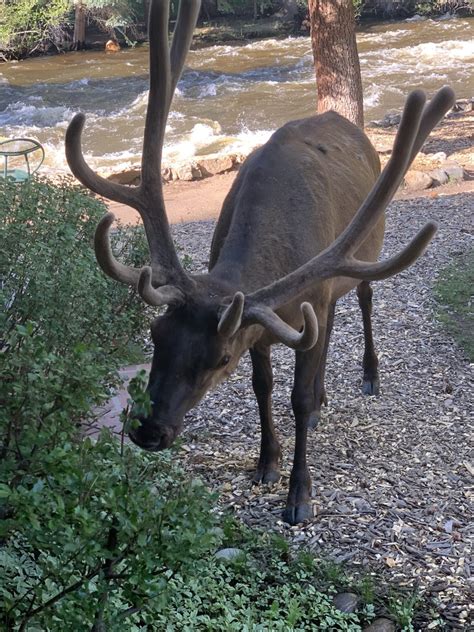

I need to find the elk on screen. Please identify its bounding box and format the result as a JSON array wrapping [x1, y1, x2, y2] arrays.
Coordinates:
[[65, 0, 455, 524]]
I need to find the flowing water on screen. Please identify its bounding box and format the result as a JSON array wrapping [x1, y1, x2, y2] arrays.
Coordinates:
[[1, 15, 473, 174]]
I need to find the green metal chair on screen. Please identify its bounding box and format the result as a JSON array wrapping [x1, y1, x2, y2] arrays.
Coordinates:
[[0, 138, 45, 182]]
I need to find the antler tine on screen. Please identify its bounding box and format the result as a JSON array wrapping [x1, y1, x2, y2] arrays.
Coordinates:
[[247, 303, 319, 351], [408, 86, 455, 166], [170, 0, 201, 95], [332, 86, 454, 259], [333, 88, 427, 258], [94, 212, 141, 286], [335, 221, 438, 281], [135, 0, 200, 284], [137, 266, 185, 306], [140, 0, 172, 189], [141, 0, 201, 190], [66, 113, 141, 208]]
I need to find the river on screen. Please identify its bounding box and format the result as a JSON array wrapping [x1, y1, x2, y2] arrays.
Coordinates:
[[1, 15, 472, 174]]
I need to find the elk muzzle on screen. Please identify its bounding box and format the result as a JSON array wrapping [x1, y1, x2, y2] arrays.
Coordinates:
[[129, 416, 182, 451]]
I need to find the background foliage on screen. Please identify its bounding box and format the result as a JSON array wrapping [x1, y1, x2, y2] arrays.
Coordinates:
[[1, 0, 471, 58]]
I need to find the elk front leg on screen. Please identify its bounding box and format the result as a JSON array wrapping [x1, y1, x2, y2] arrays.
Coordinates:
[[357, 281, 379, 395], [250, 346, 282, 484], [283, 336, 325, 525], [309, 302, 335, 429]]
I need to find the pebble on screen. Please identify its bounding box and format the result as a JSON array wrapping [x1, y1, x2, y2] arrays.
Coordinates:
[[363, 618, 396, 632], [215, 547, 244, 561], [333, 592, 359, 613]]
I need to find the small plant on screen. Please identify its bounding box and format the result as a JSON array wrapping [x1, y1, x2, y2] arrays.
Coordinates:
[[119, 369, 151, 453], [387, 591, 420, 631]]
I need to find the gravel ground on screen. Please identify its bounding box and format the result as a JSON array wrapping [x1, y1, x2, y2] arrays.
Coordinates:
[[167, 191, 473, 628]]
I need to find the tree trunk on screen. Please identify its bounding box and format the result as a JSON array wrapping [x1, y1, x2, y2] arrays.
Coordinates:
[[308, 0, 364, 128], [73, 0, 86, 51]]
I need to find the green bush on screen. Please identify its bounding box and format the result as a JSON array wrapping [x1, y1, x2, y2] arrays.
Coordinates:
[[0, 433, 219, 631], [0, 178, 220, 630], [0, 178, 150, 459], [0, 0, 70, 58]]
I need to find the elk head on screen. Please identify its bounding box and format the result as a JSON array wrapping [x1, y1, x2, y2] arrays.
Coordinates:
[[65, 0, 455, 453]]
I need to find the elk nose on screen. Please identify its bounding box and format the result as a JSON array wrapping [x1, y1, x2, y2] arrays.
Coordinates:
[[129, 419, 178, 452]]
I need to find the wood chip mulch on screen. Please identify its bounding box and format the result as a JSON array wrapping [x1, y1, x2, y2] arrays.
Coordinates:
[[165, 191, 473, 627]]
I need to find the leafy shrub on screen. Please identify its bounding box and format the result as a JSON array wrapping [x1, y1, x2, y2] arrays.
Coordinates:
[[0, 0, 70, 58], [1, 432, 219, 631], [0, 178, 220, 630], [0, 178, 150, 462]]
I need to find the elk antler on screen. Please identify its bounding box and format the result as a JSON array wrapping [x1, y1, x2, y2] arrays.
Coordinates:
[[218, 87, 455, 349], [66, 0, 201, 304], [247, 87, 455, 310]]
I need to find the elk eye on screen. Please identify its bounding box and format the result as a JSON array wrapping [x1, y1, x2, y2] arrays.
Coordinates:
[[219, 355, 231, 367]]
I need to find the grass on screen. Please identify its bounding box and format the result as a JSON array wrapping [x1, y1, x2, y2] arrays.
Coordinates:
[[434, 249, 474, 361]]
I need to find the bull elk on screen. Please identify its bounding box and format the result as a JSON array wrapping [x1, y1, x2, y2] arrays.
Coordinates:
[[65, 0, 455, 524]]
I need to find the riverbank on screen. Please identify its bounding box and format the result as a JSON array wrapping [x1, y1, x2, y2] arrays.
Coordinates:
[[106, 105, 473, 225], [2, 2, 472, 61]]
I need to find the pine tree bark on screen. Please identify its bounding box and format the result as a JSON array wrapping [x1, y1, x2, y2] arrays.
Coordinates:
[[308, 0, 364, 128]]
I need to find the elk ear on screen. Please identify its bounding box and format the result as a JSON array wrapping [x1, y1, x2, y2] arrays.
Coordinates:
[[218, 292, 244, 338]]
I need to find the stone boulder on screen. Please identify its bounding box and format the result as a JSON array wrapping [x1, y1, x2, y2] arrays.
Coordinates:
[[107, 168, 141, 186], [403, 170, 433, 191], [215, 547, 244, 562], [441, 162, 465, 182], [363, 618, 396, 632], [197, 154, 235, 177], [332, 592, 359, 613], [173, 162, 202, 182], [429, 168, 449, 187]]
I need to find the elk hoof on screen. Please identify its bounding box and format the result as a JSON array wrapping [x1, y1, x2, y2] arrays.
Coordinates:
[[362, 375, 380, 396], [308, 411, 321, 429], [252, 465, 280, 485], [283, 469, 312, 524], [282, 502, 313, 525]]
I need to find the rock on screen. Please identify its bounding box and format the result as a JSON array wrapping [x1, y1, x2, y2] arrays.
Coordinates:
[[429, 168, 449, 187], [428, 151, 447, 163], [197, 154, 235, 177], [403, 170, 433, 191], [174, 162, 195, 181], [441, 162, 465, 182], [107, 168, 141, 186], [161, 167, 173, 182], [451, 98, 473, 113], [333, 592, 359, 613], [215, 547, 244, 562], [363, 618, 396, 632]]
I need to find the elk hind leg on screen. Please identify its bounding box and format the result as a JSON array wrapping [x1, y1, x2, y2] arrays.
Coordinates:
[[250, 346, 281, 485], [308, 302, 335, 429], [357, 281, 379, 395]]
